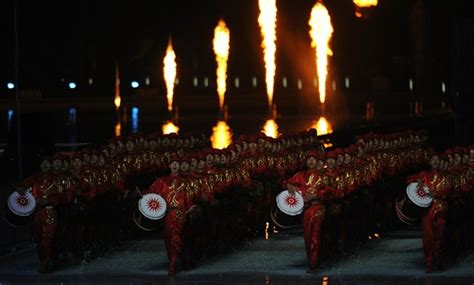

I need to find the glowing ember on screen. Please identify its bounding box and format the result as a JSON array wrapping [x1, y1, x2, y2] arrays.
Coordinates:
[[162, 121, 179, 135], [211, 120, 232, 149], [309, 2, 333, 104], [213, 19, 230, 112], [115, 121, 122, 137], [310, 116, 333, 136], [258, 0, 277, 108], [114, 62, 121, 110], [262, 119, 279, 138], [353, 0, 378, 8], [163, 39, 177, 112]]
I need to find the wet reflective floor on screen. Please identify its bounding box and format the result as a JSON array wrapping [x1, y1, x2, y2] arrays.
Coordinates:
[[0, 229, 473, 285]]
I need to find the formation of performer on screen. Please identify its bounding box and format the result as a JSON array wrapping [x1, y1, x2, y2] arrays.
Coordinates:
[[285, 130, 430, 271], [16, 133, 208, 273], [408, 146, 474, 272], [13, 127, 465, 275], [142, 130, 323, 275]]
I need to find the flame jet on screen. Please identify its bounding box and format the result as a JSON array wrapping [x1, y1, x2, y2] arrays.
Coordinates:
[[309, 2, 333, 104], [353, 0, 378, 8], [163, 39, 177, 112], [258, 0, 277, 109], [213, 19, 230, 112]]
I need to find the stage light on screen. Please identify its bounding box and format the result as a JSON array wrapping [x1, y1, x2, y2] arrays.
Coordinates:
[[193, 77, 198, 87], [88, 78, 93, 85], [68, 108, 77, 122], [8, 109, 14, 121], [409, 78, 414, 91], [297, 79, 302, 90], [145, 77, 150, 86], [7, 82, 15, 90], [68, 82, 77, 89], [234, 77, 240, 88], [345, 77, 350, 88], [282, 77, 287, 88], [204, 77, 209, 87], [441, 82, 446, 93], [131, 81, 139, 89], [252, 77, 257, 87], [132, 107, 139, 133]]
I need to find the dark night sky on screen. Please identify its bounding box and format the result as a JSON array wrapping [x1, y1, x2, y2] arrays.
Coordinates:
[[1, 0, 474, 93]]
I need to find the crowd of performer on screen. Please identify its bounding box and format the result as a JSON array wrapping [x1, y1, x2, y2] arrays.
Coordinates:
[[12, 127, 474, 275], [408, 146, 474, 272]]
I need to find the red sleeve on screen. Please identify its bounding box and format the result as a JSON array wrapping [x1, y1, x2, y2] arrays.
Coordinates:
[[146, 178, 165, 194], [284, 172, 305, 189]]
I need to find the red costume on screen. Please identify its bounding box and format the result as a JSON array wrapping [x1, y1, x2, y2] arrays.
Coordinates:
[[418, 170, 452, 272], [146, 172, 185, 276], [284, 160, 337, 270]]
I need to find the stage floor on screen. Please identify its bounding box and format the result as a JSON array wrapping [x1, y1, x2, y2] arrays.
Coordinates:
[[0, 228, 473, 284]]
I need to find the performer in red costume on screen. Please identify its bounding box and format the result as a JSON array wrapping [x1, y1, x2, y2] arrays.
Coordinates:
[[416, 153, 452, 272], [285, 150, 332, 272], [145, 154, 185, 276], [31, 154, 70, 273]]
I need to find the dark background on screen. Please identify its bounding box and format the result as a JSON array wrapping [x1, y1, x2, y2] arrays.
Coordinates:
[[0, 0, 473, 180]]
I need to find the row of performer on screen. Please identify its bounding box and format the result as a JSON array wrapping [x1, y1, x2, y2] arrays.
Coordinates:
[[8, 128, 470, 275], [404, 146, 474, 272]]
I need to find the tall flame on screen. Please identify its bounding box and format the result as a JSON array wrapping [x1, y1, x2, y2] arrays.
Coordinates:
[[262, 119, 279, 138], [353, 0, 378, 8], [309, 2, 333, 104], [163, 39, 177, 112], [310, 116, 333, 136], [258, 0, 277, 108], [211, 120, 232, 149], [213, 20, 230, 112], [162, 121, 179, 135], [114, 62, 121, 110]]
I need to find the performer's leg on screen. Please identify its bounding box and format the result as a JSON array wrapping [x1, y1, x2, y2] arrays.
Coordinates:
[[422, 211, 434, 272]]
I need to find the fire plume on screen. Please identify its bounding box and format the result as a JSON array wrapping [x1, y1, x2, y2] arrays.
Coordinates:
[[163, 39, 177, 112], [162, 121, 179, 135], [310, 116, 333, 136], [353, 0, 378, 8], [309, 2, 333, 104], [262, 119, 279, 138], [213, 20, 230, 112], [114, 62, 121, 110], [258, 0, 277, 108], [211, 120, 232, 149]]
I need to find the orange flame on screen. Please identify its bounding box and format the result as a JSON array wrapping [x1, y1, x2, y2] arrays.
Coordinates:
[[262, 119, 279, 138], [258, 0, 277, 108], [115, 121, 122, 137], [114, 62, 121, 110], [163, 39, 177, 112], [162, 121, 179, 135], [353, 0, 378, 8], [213, 20, 230, 112], [310, 116, 333, 136], [211, 120, 232, 149], [309, 2, 333, 104]]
